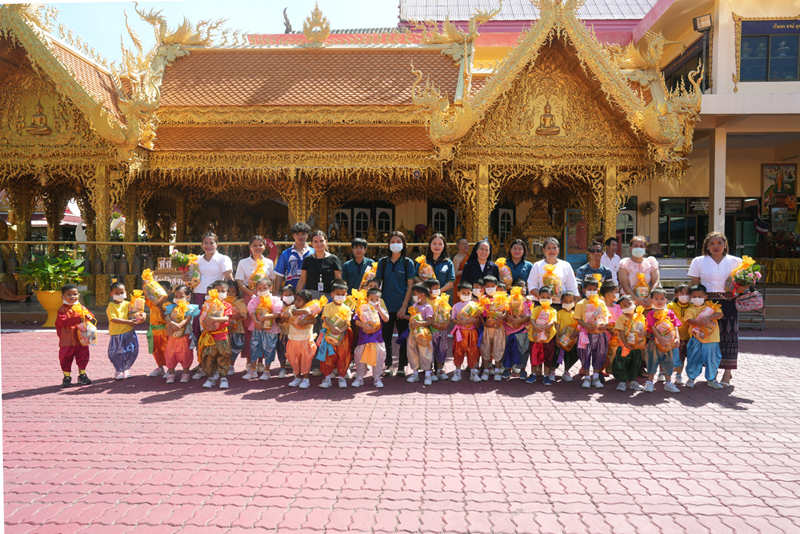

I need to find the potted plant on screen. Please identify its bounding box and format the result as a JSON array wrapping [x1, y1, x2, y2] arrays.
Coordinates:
[[17, 254, 85, 327]]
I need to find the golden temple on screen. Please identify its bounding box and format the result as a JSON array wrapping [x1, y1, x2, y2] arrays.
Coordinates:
[[0, 0, 703, 304]]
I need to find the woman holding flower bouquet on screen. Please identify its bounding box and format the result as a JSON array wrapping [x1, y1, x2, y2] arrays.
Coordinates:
[[184, 233, 234, 348], [688, 232, 745, 386]]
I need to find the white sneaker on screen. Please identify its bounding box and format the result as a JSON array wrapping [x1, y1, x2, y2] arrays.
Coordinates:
[[202, 378, 215, 388], [374, 377, 384, 388], [352, 376, 364, 388], [114, 372, 124, 380], [163, 371, 170, 379], [628, 381, 644, 391], [219, 378, 229, 389], [493, 369, 502, 382], [644, 381, 654, 392], [451, 369, 462, 382], [430, 373, 438, 382], [424, 373, 432, 386], [259, 371, 270, 381], [166, 374, 175, 384], [288, 377, 302, 387], [685, 378, 695, 388], [562, 371, 573, 382], [481, 370, 489, 381], [675, 374, 685, 386], [593, 379, 604, 389], [320, 376, 333, 389], [278, 369, 287, 379], [299, 378, 310, 389], [581, 378, 591, 389], [243, 370, 257, 380], [149, 367, 165, 377], [707, 379, 723, 389], [616, 382, 627, 391], [192, 370, 205, 380], [180, 373, 190, 383], [664, 382, 680, 393], [657, 372, 666, 382], [227, 368, 235, 376], [338, 377, 348, 388], [123, 370, 132, 379], [470, 369, 482, 382], [406, 372, 419, 383], [437, 370, 449, 381]]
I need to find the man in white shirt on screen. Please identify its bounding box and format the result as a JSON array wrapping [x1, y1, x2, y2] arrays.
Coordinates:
[[600, 237, 621, 284]]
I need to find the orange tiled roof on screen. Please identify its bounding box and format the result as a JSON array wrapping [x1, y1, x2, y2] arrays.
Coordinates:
[[50, 41, 124, 123], [159, 49, 458, 107], [152, 125, 435, 152]]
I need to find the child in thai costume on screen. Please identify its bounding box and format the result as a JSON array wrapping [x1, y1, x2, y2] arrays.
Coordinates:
[[600, 281, 621, 378], [555, 291, 580, 382], [164, 285, 199, 383], [526, 286, 557, 384], [574, 276, 609, 389], [353, 287, 390, 388], [684, 284, 725, 389], [451, 281, 482, 382], [667, 283, 693, 386], [225, 280, 248, 375], [246, 278, 283, 381], [144, 282, 170, 379], [274, 284, 295, 379], [643, 288, 682, 394], [286, 290, 319, 389], [611, 296, 645, 391], [55, 283, 93, 388], [502, 280, 531, 380], [107, 281, 143, 380], [317, 280, 354, 389], [199, 281, 233, 389], [479, 276, 508, 382], [425, 278, 451, 381], [405, 283, 435, 385]]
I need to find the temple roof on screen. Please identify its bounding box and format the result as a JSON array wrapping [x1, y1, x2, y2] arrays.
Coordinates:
[[400, 0, 659, 21], [151, 125, 435, 151], [159, 48, 459, 107]]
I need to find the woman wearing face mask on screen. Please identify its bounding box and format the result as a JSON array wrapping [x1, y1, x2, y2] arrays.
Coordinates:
[[461, 240, 500, 286], [687, 232, 744, 387], [234, 235, 275, 371], [419, 233, 455, 294], [374, 231, 416, 376], [186, 232, 234, 344], [618, 235, 660, 310], [296, 230, 343, 300], [526, 237, 579, 306]]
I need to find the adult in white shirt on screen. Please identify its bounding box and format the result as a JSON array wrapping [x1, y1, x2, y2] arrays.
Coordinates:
[[234, 235, 275, 367], [618, 235, 660, 309], [600, 237, 621, 284], [526, 237, 578, 305], [688, 232, 744, 387], [186, 232, 233, 342]]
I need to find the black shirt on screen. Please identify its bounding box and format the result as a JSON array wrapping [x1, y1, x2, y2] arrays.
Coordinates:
[[462, 260, 500, 286], [301, 254, 343, 294]]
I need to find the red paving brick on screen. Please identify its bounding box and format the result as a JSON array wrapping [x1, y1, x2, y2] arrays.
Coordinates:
[[3, 330, 800, 532]]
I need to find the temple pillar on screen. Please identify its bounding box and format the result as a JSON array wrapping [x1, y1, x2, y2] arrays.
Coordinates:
[[90, 165, 111, 306], [603, 164, 619, 241], [42, 186, 70, 256], [475, 164, 491, 242], [286, 170, 311, 225], [709, 127, 727, 234], [6, 179, 36, 294], [584, 189, 602, 247], [76, 193, 96, 296], [122, 181, 138, 291], [175, 200, 186, 251]]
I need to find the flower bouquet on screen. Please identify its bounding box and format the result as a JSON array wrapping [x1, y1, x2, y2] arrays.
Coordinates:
[[729, 256, 761, 292]]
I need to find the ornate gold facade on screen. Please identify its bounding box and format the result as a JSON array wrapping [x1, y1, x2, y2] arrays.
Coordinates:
[[0, 0, 702, 304]]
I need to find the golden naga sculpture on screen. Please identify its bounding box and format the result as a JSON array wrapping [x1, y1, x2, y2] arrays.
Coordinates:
[[302, 3, 331, 48], [411, 64, 475, 161]]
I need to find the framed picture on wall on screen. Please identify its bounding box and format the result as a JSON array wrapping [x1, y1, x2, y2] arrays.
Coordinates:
[[762, 163, 797, 219]]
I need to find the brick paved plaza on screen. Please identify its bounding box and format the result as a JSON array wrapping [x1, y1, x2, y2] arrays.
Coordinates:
[[3, 328, 800, 533]]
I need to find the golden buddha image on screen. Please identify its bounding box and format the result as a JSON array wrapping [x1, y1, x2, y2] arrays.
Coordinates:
[[25, 102, 51, 136], [535, 99, 560, 136]]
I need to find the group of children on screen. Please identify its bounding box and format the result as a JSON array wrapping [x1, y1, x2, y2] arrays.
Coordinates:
[[55, 271, 726, 394]]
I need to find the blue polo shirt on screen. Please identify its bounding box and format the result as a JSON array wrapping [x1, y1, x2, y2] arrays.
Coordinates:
[[575, 263, 613, 295], [274, 245, 311, 289], [342, 257, 375, 292], [375, 256, 417, 312], [429, 257, 455, 287], [508, 259, 533, 284]]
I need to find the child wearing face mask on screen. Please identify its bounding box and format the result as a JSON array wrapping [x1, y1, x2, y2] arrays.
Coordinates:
[[556, 291, 580, 382], [146, 281, 170, 378], [575, 277, 610, 389], [527, 286, 557, 385], [199, 281, 234, 389], [353, 287, 390, 388], [406, 283, 435, 385], [644, 288, 681, 393], [275, 285, 296, 379], [107, 282, 142, 380], [479, 276, 507, 382], [164, 285, 197, 383], [667, 284, 692, 386], [317, 280, 354, 389], [600, 281, 621, 378], [684, 284, 725, 389], [503, 279, 531, 380], [424, 279, 450, 381], [56, 283, 93, 388], [225, 280, 248, 376], [246, 278, 283, 380], [285, 290, 318, 389], [451, 281, 481, 382], [612, 295, 644, 391]]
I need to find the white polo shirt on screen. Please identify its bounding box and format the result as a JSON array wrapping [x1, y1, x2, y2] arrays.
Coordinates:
[[526, 259, 579, 303], [600, 252, 620, 283], [687, 254, 743, 293], [235, 256, 275, 286], [196, 252, 233, 294]]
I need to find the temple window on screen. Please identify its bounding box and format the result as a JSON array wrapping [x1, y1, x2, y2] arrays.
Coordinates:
[[432, 208, 448, 236], [334, 210, 350, 234], [376, 209, 392, 234], [663, 36, 710, 91], [354, 209, 370, 237], [498, 209, 513, 241]]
